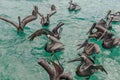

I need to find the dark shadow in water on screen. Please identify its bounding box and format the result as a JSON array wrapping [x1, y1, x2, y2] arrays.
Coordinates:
[[74, 73, 99, 80], [24, 26, 30, 30], [68, 9, 80, 14], [17, 31, 26, 37], [31, 46, 45, 56], [42, 25, 50, 30], [109, 47, 120, 59]]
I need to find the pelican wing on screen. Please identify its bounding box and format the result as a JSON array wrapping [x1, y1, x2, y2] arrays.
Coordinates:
[[28, 29, 53, 40], [21, 15, 37, 28], [51, 61, 64, 77], [89, 65, 107, 74], [49, 10, 56, 17], [0, 16, 19, 29]]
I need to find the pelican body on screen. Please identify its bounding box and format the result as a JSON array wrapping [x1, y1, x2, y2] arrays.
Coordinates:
[[45, 35, 64, 53], [102, 33, 120, 49], [77, 39, 100, 56], [68, 0, 81, 11], [68, 54, 107, 80], [88, 20, 113, 40]]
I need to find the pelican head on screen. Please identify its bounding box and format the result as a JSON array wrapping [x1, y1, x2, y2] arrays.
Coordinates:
[[51, 4, 56, 11], [34, 6, 38, 12]]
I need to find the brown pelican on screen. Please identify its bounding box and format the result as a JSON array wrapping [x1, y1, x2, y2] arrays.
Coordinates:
[[68, 0, 81, 11], [68, 54, 107, 80], [38, 5, 57, 26], [77, 39, 100, 56], [0, 6, 38, 31], [87, 20, 114, 40], [38, 58, 73, 80], [44, 35, 64, 53], [28, 22, 64, 40], [29, 30, 64, 53], [106, 10, 120, 22], [102, 32, 120, 49]]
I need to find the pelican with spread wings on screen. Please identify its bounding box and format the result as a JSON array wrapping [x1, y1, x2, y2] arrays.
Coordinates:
[[28, 22, 64, 40], [0, 6, 38, 31]]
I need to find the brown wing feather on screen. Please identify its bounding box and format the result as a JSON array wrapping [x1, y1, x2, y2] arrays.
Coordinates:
[[51, 61, 63, 77], [21, 15, 37, 28], [0, 16, 19, 29], [28, 29, 53, 40]]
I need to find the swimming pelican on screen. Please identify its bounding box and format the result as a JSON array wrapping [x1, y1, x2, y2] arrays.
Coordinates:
[[102, 32, 120, 49], [68, 54, 107, 80], [77, 39, 100, 56], [0, 6, 38, 31], [68, 0, 81, 11], [38, 5, 57, 26], [106, 10, 120, 22], [87, 21, 113, 40]]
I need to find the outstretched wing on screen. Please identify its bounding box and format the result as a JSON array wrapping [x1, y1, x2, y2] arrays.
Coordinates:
[[51, 61, 64, 77], [52, 22, 64, 34], [21, 15, 37, 28], [0, 16, 19, 29], [89, 65, 107, 74], [28, 28, 53, 40]]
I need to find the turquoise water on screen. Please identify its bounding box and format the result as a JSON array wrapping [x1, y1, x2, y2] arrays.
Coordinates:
[[0, 0, 120, 80]]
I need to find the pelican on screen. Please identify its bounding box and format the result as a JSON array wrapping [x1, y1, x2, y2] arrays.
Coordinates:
[[106, 10, 120, 22], [28, 22, 64, 40], [0, 6, 38, 31], [68, 54, 107, 80], [77, 39, 100, 56], [68, 0, 81, 11], [38, 5, 57, 26], [29, 30, 64, 53], [38, 58, 73, 80], [102, 32, 120, 49], [87, 20, 114, 40], [44, 35, 64, 53]]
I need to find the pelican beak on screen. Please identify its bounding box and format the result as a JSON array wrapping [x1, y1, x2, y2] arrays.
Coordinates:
[[68, 57, 82, 63]]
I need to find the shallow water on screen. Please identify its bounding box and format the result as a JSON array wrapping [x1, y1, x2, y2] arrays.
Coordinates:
[[0, 0, 120, 80]]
